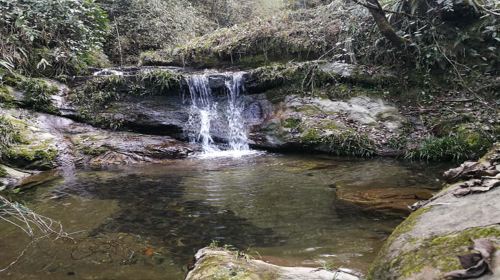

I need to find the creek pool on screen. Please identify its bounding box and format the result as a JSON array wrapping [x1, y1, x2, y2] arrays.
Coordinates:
[[0, 153, 448, 279]]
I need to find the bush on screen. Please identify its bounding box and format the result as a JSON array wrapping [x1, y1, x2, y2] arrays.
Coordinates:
[[19, 78, 59, 113], [0, 0, 109, 76], [140, 2, 371, 67], [99, 0, 214, 64], [406, 128, 493, 161]]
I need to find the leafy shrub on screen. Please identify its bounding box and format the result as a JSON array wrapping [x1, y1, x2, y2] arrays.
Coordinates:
[[19, 78, 59, 113], [139, 70, 181, 94], [0, 0, 109, 76], [99, 0, 214, 64]]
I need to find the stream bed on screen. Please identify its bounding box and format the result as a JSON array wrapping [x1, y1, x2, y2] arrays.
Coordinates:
[[0, 153, 449, 279]]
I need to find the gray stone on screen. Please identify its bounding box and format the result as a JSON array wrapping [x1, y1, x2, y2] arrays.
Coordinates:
[[186, 247, 360, 280], [368, 144, 500, 280]]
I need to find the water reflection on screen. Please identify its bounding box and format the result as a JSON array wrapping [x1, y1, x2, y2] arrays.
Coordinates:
[[0, 154, 449, 279]]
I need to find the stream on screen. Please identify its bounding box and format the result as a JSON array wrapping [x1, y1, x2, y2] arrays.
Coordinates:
[[0, 71, 451, 279], [0, 154, 448, 279]]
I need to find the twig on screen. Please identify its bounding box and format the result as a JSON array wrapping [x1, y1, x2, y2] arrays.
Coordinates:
[[0, 195, 73, 272]]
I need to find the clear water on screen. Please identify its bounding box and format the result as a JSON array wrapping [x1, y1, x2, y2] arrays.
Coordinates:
[[0, 154, 448, 280]]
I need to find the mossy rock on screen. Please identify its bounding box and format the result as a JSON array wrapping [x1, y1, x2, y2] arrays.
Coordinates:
[[369, 225, 500, 279], [368, 145, 500, 279], [187, 247, 357, 280], [245, 61, 399, 95], [0, 112, 59, 170], [5, 145, 58, 170]]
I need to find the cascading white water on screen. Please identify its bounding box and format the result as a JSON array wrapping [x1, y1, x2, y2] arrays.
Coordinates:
[[186, 74, 219, 153], [186, 72, 255, 158], [225, 72, 250, 151]]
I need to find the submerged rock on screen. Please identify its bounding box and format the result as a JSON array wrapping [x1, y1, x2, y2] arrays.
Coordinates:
[[335, 186, 434, 216], [186, 247, 360, 280], [368, 143, 500, 280]]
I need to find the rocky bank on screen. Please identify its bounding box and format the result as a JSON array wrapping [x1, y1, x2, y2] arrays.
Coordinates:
[[368, 144, 500, 279]]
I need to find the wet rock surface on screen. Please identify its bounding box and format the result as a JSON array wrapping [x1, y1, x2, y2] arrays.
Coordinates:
[[368, 143, 500, 280], [186, 247, 360, 280], [71, 128, 193, 167], [0, 107, 194, 189]]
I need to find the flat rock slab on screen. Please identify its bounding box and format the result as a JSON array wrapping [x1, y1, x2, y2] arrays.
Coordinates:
[[0, 108, 194, 187], [186, 248, 360, 280]]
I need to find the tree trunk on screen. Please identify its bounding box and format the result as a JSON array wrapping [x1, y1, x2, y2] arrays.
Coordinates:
[[364, 0, 408, 49]]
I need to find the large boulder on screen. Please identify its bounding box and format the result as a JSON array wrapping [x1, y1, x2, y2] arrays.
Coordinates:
[[368, 143, 500, 279], [186, 247, 360, 280], [248, 94, 406, 156]]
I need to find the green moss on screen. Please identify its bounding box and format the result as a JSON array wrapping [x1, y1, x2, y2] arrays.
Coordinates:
[[5, 143, 58, 170], [283, 118, 301, 129], [80, 145, 108, 156], [398, 226, 500, 278], [197, 255, 252, 280], [0, 165, 7, 178], [367, 207, 431, 280], [0, 86, 14, 103], [301, 129, 322, 143]]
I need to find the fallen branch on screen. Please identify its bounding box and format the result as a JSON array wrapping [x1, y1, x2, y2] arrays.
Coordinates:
[[0, 195, 73, 272]]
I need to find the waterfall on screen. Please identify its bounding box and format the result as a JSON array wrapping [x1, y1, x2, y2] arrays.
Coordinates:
[[225, 72, 250, 151], [186, 74, 219, 153], [185, 72, 254, 157]]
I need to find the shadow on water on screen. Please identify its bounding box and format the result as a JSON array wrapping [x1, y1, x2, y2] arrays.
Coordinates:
[[0, 154, 450, 279], [59, 172, 282, 266]]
